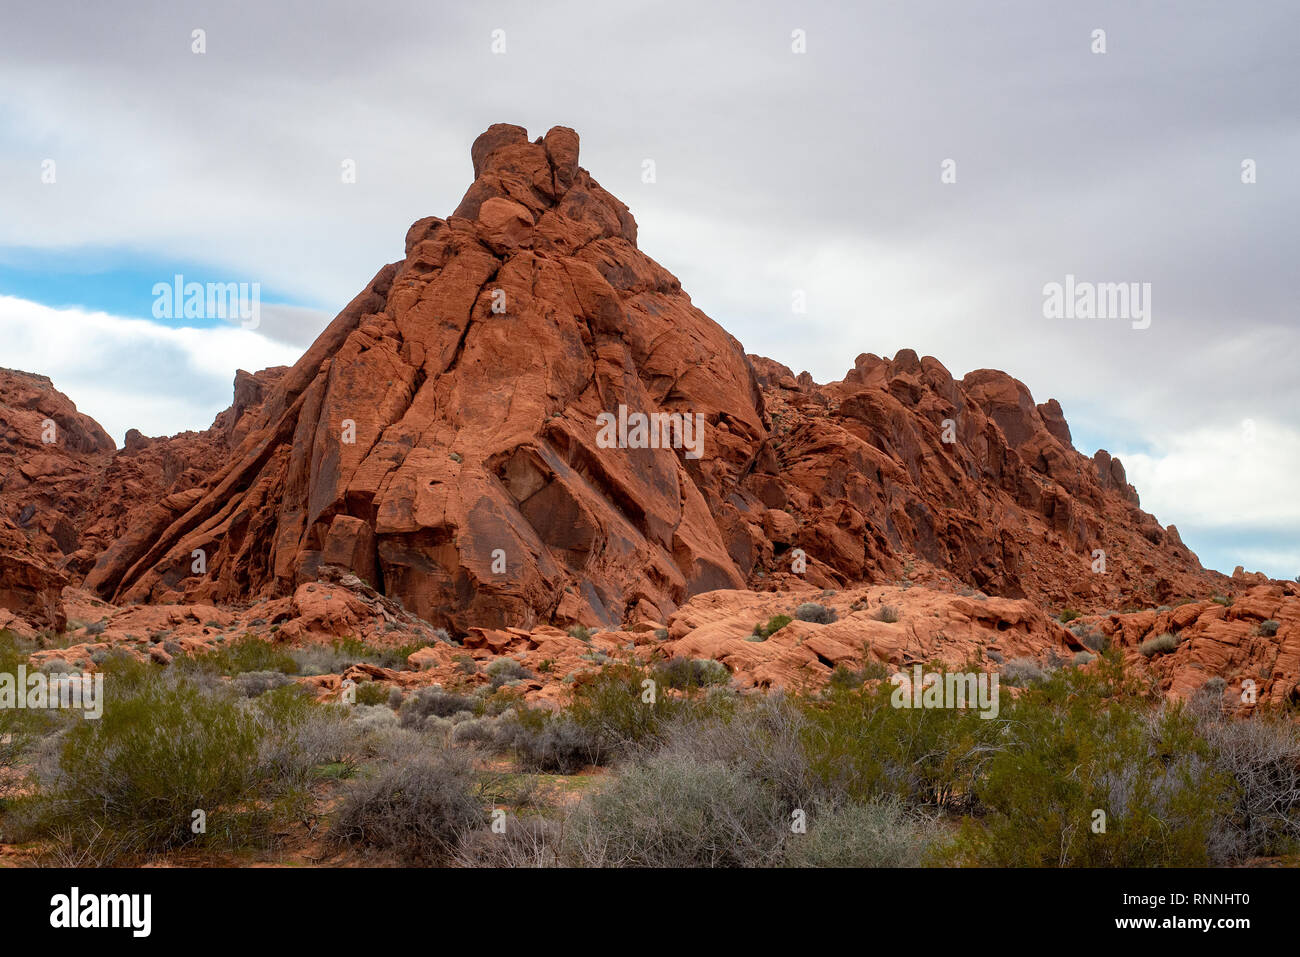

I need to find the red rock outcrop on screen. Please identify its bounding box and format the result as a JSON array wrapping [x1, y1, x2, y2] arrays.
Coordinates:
[[0, 368, 114, 564], [745, 350, 1228, 610], [0, 365, 285, 583], [91, 125, 770, 632], [70, 124, 1236, 640], [1095, 582, 1300, 710], [0, 515, 67, 631]]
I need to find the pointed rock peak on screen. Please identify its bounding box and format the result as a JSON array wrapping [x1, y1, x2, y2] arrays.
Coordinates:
[[450, 123, 636, 248], [470, 123, 530, 177]]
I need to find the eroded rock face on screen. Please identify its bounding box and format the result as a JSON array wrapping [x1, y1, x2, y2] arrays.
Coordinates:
[[0, 368, 115, 569], [92, 126, 769, 632], [0, 365, 283, 596], [746, 352, 1226, 610], [0, 516, 67, 631]]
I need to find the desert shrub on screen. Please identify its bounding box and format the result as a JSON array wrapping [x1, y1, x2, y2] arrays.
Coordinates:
[[450, 716, 501, 747], [874, 605, 900, 624], [287, 644, 350, 677], [500, 710, 602, 773], [828, 663, 866, 690], [182, 635, 296, 676], [795, 602, 837, 625], [1059, 609, 1081, 623], [799, 671, 1001, 810], [330, 747, 483, 865], [487, 657, 532, 679], [84, 620, 107, 636], [1072, 651, 1096, 667], [1001, 657, 1047, 687], [947, 658, 1233, 867], [353, 681, 391, 706], [653, 657, 730, 691], [653, 628, 669, 641], [564, 753, 785, 867], [751, 614, 792, 640], [456, 815, 563, 867], [657, 693, 819, 810], [826, 657, 890, 691], [1196, 711, 1300, 862], [0, 630, 55, 796], [568, 625, 593, 642], [1072, 624, 1107, 652], [254, 686, 357, 796], [568, 663, 685, 753], [399, 688, 480, 728], [231, 669, 294, 697], [7, 671, 271, 861], [487, 657, 534, 690], [482, 684, 527, 716], [1257, 620, 1281, 637], [351, 702, 401, 736], [291, 637, 420, 676], [1139, 632, 1180, 657], [784, 799, 937, 867]]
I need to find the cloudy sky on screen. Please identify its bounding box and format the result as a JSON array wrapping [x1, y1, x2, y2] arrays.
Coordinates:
[[1, 0, 1296, 578]]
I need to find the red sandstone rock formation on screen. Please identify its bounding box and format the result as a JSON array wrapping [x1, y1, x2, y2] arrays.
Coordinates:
[[1, 124, 1292, 710], [51, 125, 1230, 632], [88, 125, 769, 632], [744, 351, 1227, 610], [0, 365, 284, 629]]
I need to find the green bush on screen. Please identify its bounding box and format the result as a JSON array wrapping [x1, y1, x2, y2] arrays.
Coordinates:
[[569, 664, 683, 752], [874, 606, 900, 624], [353, 681, 391, 706], [0, 630, 54, 797], [1059, 609, 1081, 624], [1257, 620, 1281, 637], [752, 614, 792, 640], [653, 657, 730, 691], [7, 671, 278, 862], [290, 637, 428, 676], [799, 670, 1001, 810], [946, 657, 1233, 866], [182, 635, 295, 676]]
